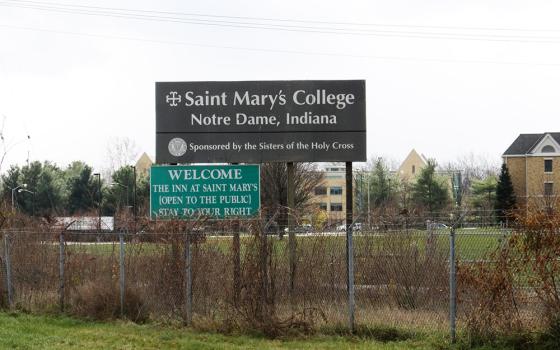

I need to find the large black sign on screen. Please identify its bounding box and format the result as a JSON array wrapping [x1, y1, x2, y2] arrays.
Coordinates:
[[156, 80, 366, 163]]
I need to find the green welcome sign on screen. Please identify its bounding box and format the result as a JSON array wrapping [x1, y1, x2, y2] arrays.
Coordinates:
[[150, 164, 260, 220]]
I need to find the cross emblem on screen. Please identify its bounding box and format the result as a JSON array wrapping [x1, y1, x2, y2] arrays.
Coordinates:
[[165, 91, 181, 106]]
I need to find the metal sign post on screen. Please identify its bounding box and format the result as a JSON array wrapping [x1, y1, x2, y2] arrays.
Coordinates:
[[346, 162, 355, 332], [287, 162, 296, 301]]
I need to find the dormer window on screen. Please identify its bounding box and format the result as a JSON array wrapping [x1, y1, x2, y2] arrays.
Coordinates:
[[542, 145, 555, 153]]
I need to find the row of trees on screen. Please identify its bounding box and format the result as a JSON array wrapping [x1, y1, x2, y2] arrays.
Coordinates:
[[0, 160, 322, 220], [354, 158, 516, 221], [0, 157, 517, 225], [0, 161, 149, 217]]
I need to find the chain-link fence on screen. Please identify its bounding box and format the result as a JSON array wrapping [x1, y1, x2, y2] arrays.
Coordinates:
[[0, 217, 550, 338]]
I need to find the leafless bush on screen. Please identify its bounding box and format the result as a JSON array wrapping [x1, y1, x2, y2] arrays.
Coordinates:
[[219, 218, 320, 337], [357, 231, 448, 311], [458, 247, 524, 340], [71, 278, 147, 322], [457, 207, 560, 340]]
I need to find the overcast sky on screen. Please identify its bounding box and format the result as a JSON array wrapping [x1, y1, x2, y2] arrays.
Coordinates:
[[1, 0, 559, 173]]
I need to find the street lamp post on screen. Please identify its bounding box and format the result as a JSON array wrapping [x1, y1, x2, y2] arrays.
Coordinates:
[[11, 184, 27, 213], [129, 165, 137, 232], [130, 165, 136, 218], [93, 173, 101, 232], [111, 182, 129, 208]]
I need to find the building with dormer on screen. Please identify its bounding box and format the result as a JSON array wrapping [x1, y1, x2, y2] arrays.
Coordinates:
[[503, 132, 560, 209]]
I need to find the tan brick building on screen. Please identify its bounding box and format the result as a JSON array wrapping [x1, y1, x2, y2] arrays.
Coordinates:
[[310, 165, 347, 226], [397, 149, 428, 181], [396, 149, 457, 203], [135, 152, 153, 177], [503, 132, 560, 209]]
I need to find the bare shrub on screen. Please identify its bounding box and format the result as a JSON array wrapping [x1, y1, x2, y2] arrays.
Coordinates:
[[458, 246, 523, 340], [71, 278, 147, 322], [228, 219, 318, 337], [457, 206, 560, 340], [512, 207, 560, 323], [358, 231, 448, 310]]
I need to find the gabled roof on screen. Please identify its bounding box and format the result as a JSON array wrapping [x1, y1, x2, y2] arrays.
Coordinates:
[[403, 149, 428, 166], [397, 149, 429, 178], [503, 133, 560, 155]]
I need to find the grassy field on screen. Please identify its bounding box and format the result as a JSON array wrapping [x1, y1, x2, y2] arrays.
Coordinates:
[[0, 312, 456, 350], [64, 228, 508, 262]]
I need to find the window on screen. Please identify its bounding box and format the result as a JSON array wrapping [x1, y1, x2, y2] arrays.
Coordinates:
[[544, 182, 554, 196], [330, 203, 343, 211], [330, 187, 343, 195], [412, 165, 416, 174], [314, 186, 327, 195], [545, 159, 553, 173], [319, 203, 327, 211], [542, 145, 555, 153]]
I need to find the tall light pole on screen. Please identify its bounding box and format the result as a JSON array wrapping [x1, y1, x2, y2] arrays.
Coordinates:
[[93, 173, 101, 232], [130, 165, 136, 226], [111, 182, 129, 208], [131, 165, 137, 233], [11, 183, 27, 213]]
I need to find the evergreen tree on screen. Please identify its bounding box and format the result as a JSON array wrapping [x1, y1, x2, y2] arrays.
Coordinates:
[[1, 164, 21, 200], [18, 161, 42, 215], [359, 158, 397, 212], [111, 165, 135, 210], [470, 176, 498, 210], [494, 163, 516, 222], [35, 162, 64, 217], [66, 162, 96, 214], [411, 159, 450, 215], [102, 165, 149, 216], [134, 173, 150, 215]]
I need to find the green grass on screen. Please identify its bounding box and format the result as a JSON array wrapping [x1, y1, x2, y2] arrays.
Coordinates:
[[64, 228, 508, 261], [1, 311, 539, 349], [0, 312, 453, 350]]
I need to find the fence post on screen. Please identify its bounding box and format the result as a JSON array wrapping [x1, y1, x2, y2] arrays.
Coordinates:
[[449, 227, 457, 343], [3, 233, 13, 308], [185, 231, 193, 325], [59, 231, 65, 312], [119, 232, 125, 318]]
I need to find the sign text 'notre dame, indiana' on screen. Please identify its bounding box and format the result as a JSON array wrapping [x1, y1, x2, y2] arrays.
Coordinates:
[[150, 165, 260, 220], [155, 80, 366, 163]]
